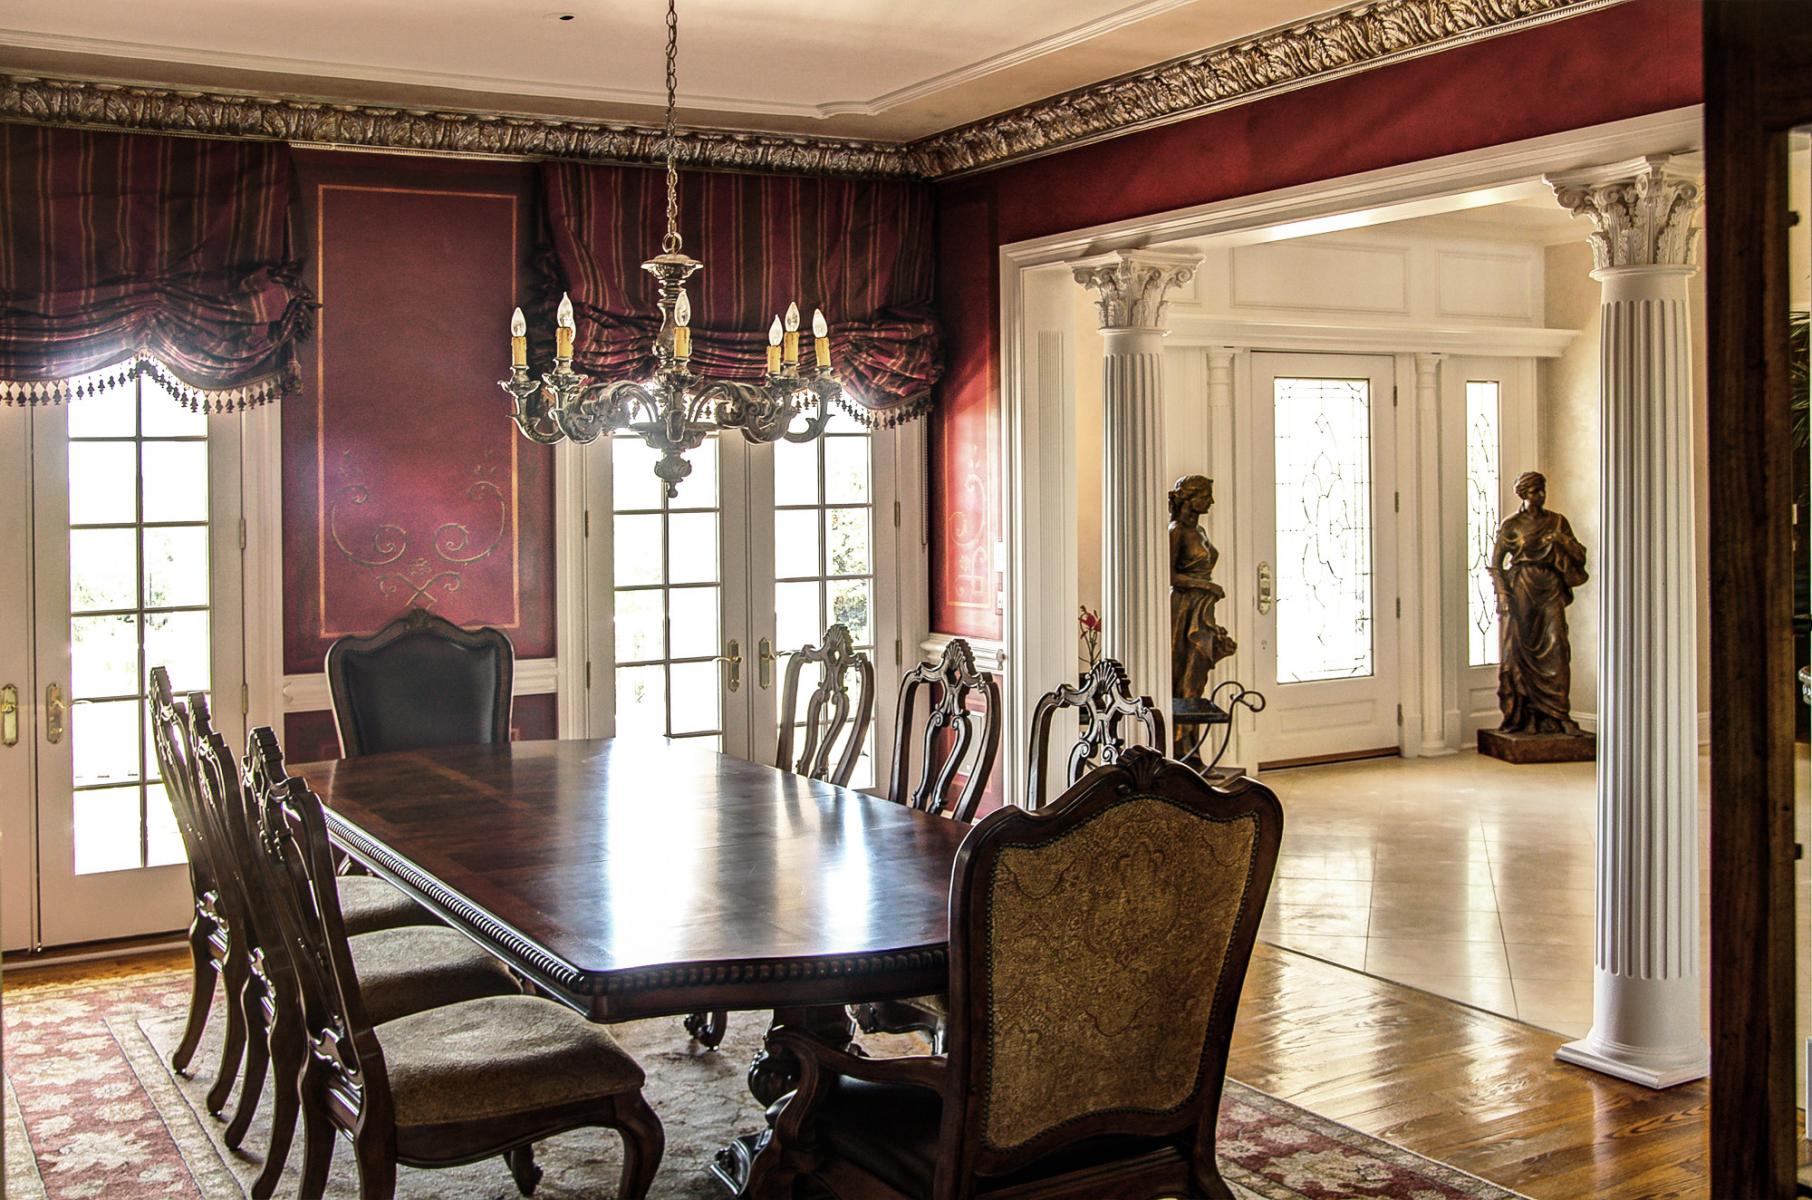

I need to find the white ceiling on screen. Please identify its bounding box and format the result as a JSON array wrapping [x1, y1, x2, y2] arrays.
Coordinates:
[[0, 0, 1341, 140]]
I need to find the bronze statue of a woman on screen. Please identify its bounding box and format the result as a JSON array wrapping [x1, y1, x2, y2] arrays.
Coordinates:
[[1170, 475, 1237, 703], [1490, 471, 1589, 736]]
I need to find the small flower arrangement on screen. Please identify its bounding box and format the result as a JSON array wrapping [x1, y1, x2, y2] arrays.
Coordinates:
[[1078, 605, 1103, 670]]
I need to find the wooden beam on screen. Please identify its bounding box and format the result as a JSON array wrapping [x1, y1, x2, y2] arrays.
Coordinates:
[[1703, 2, 1809, 1194]]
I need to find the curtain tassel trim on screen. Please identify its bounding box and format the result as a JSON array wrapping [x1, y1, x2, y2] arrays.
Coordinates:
[[0, 353, 301, 414]]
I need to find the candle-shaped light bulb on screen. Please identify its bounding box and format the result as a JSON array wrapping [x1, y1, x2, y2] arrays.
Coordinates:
[[510, 306, 528, 367], [811, 307, 830, 368], [782, 301, 801, 366], [766, 314, 783, 374], [555, 292, 576, 361], [672, 290, 692, 359]]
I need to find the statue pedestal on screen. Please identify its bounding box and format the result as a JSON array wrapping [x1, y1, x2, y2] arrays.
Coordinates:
[[1477, 728, 1597, 764]]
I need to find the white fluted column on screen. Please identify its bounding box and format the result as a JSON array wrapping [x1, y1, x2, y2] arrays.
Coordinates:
[[1073, 251, 1202, 713], [1547, 156, 1707, 1089]]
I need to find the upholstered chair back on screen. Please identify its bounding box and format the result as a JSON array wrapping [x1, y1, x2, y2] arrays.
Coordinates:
[[775, 623, 875, 787], [325, 607, 514, 757], [939, 748, 1281, 1187]]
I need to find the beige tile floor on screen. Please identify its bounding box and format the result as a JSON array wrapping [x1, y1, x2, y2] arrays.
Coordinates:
[[1253, 748, 1729, 1041]]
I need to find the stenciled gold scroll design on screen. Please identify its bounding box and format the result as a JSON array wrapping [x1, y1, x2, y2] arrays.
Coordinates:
[[327, 451, 508, 612]]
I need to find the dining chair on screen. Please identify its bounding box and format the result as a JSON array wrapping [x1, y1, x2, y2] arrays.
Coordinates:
[[210, 716, 520, 1199], [148, 668, 436, 1115], [685, 624, 876, 1051], [325, 607, 514, 757], [885, 637, 1001, 824], [775, 622, 875, 787], [249, 726, 665, 1200], [1024, 658, 1166, 809], [760, 747, 1283, 1200]]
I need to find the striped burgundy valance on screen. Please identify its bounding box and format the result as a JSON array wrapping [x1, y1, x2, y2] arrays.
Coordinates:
[[538, 161, 942, 427], [0, 124, 314, 412]]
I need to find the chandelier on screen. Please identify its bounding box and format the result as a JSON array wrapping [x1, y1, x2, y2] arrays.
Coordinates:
[[500, 0, 840, 495]]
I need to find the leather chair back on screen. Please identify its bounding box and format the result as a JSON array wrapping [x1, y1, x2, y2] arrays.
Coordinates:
[[325, 608, 513, 757]]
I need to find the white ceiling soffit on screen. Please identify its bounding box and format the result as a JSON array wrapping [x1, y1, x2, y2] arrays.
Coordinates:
[[0, 0, 1344, 140]]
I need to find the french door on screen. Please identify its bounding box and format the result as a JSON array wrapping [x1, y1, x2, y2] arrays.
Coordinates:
[[0, 374, 245, 950], [1247, 353, 1400, 765], [590, 410, 902, 789]]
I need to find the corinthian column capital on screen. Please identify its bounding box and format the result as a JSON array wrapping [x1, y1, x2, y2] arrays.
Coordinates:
[[1546, 155, 1703, 274], [1073, 250, 1203, 332]]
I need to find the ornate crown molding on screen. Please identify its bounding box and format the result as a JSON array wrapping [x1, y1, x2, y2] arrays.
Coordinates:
[[0, 0, 1626, 181], [910, 0, 1628, 177], [1546, 154, 1702, 273], [0, 73, 918, 179], [1074, 251, 1202, 331]]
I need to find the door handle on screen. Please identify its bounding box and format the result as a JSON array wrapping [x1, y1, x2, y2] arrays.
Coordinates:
[[45, 682, 66, 744], [713, 639, 742, 693], [1256, 561, 1274, 615], [0, 684, 16, 747], [756, 637, 791, 690]]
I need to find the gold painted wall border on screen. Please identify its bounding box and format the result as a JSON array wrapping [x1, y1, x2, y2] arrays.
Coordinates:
[[0, 0, 1627, 181]]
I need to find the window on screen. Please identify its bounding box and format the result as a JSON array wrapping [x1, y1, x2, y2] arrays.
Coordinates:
[[66, 379, 209, 874], [1272, 376, 1375, 684], [1466, 381, 1503, 667]]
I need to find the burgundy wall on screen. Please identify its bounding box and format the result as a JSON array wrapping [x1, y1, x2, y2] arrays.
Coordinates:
[[927, 0, 1704, 635], [282, 152, 555, 675], [279, 151, 557, 743]]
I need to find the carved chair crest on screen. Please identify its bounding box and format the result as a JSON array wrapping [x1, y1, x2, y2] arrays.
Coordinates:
[[1025, 657, 1167, 809], [775, 623, 875, 787], [887, 637, 1002, 823]]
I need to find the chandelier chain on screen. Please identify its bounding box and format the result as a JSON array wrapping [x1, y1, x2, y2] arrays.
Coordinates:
[[661, 0, 682, 255]]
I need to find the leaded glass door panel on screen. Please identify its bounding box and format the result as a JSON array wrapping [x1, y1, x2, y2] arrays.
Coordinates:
[[1249, 353, 1401, 765]]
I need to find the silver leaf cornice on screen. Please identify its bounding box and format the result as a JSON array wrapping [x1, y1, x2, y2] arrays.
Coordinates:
[[0, 0, 1628, 181]]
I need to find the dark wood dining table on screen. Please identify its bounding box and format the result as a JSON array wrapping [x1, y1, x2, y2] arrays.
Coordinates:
[[293, 736, 969, 1194]]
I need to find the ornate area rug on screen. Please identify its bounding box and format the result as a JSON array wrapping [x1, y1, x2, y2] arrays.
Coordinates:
[[4, 968, 1530, 1200]]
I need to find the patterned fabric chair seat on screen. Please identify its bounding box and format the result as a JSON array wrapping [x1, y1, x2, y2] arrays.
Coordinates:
[[337, 874, 437, 935], [380, 995, 647, 1130], [346, 925, 517, 1026]]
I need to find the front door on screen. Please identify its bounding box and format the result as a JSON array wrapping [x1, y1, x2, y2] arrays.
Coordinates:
[[5, 373, 245, 949], [1248, 353, 1400, 766]]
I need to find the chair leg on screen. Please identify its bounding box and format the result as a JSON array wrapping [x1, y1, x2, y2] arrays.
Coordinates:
[[504, 1144, 542, 1196], [251, 1001, 304, 1200], [684, 1009, 729, 1049], [225, 980, 270, 1149], [612, 1092, 665, 1200], [298, 1062, 336, 1199], [206, 940, 250, 1116], [352, 1128, 398, 1200], [171, 917, 215, 1074]]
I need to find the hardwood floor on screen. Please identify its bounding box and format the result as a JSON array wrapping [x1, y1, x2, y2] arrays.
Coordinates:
[[6, 940, 1713, 1198], [1231, 943, 1709, 1200]]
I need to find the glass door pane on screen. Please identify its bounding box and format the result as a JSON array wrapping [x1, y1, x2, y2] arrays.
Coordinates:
[[609, 434, 732, 750], [31, 372, 235, 947], [768, 412, 880, 787], [1272, 375, 1376, 684]]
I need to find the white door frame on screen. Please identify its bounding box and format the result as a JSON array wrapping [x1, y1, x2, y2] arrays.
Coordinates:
[[996, 106, 1700, 791]]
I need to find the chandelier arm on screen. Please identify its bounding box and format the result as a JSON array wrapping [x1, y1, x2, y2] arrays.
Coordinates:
[[777, 379, 841, 443]]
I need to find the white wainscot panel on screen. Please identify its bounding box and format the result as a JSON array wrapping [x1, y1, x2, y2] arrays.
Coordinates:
[[1230, 241, 1409, 315], [1436, 250, 1535, 320]]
